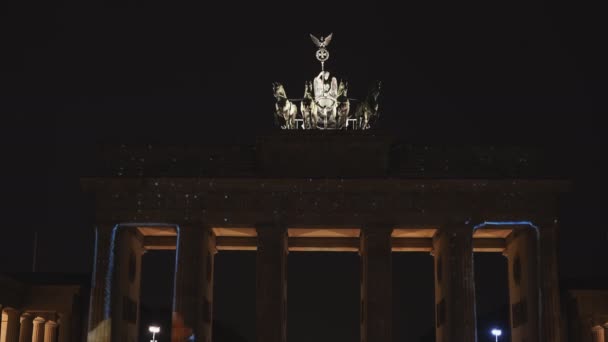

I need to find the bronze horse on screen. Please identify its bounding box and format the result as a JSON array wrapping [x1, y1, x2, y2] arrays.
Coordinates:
[[336, 80, 350, 129], [272, 82, 298, 129], [300, 81, 317, 129], [355, 81, 381, 130]]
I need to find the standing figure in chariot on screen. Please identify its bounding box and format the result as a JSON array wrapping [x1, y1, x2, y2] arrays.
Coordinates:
[[313, 71, 338, 128]]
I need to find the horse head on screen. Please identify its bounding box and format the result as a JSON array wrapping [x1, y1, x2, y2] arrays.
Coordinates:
[[303, 81, 312, 97], [273, 82, 286, 99], [367, 80, 381, 104], [338, 80, 349, 97], [337, 81, 349, 105]]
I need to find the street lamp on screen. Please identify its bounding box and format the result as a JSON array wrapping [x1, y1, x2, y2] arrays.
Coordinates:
[[491, 328, 502, 342], [149, 326, 160, 342]]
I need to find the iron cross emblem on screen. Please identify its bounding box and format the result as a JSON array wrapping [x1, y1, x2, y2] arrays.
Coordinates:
[[316, 48, 329, 62], [310, 33, 333, 71]]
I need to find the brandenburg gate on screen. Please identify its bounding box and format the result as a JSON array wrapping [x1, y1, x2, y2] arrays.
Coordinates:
[[81, 133, 567, 342]]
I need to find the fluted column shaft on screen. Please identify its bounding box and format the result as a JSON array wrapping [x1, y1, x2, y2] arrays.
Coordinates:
[[360, 225, 392, 342], [505, 227, 540, 342], [200, 230, 216, 342], [1, 307, 20, 342], [87, 224, 114, 342], [18, 314, 33, 342], [43, 321, 57, 342], [31, 318, 45, 342], [57, 315, 70, 342], [172, 225, 215, 342], [255, 224, 288, 342], [433, 224, 477, 342], [539, 221, 562, 342], [87, 225, 144, 342]]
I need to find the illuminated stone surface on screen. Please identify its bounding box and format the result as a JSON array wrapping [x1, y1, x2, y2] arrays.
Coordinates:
[[80, 133, 571, 342]]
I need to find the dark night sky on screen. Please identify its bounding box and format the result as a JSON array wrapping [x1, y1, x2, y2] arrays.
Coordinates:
[[1, 0, 607, 341]]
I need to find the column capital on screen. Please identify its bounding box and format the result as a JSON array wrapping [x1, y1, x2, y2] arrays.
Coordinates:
[[44, 320, 58, 328], [440, 221, 474, 233], [255, 224, 288, 251], [255, 223, 287, 233], [2, 306, 20, 317], [33, 317, 46, 324], [361, 224, 393, 236], [20, 312, 33, 323], [537, 220, 559, 236], [95, 223, 118, 231], [177, 222, 203, 229], [362, 223, 394, 229], [207, 228, 218, 255], [434, 222, 474, 247]]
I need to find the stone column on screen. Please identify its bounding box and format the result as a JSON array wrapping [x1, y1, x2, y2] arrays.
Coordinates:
[[18, 313, 33, 342], [360, 225, 392, 342], [172, 225, 215, 342], [200, 230, 216, 342], [31, 318, 45, 342], [255, 224, 288, 342], [42, 321, 57, 342], [538, 220, 562, 342], [505, 227, 540, 342], [111, 227, 145, 342], [87, 224, 114, 342], [57, 315, 70, 342], [603, 323, 608, 342], [432, 223, 477, 342], [592, 325, 606, 342], [87, 224, 144, 342], [1, 307, 20, 342]]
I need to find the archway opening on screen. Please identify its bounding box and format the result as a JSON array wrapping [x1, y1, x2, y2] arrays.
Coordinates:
[[139, 250, 176, 342], [213, 250, 257, 342], [392, 252, 435, 342], [474, 252, 510, 341], [288, 252, 360, 342]]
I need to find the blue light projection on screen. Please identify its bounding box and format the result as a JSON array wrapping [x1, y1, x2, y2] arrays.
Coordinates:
[[99, 222, 178, 319], [103, 224, 119, 319], [473, 221, 538, 231]]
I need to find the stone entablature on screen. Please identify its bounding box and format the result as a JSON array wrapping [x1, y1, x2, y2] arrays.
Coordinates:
[[82, 178, 567, 226], [88, 133, 566, 179]]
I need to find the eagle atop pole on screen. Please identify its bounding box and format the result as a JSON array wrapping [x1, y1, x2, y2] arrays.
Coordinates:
[[310, 33, 333, 72]]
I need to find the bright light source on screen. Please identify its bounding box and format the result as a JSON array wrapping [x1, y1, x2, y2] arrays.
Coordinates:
[[149, 326, 160, 334], [491, 328, 502, 336]]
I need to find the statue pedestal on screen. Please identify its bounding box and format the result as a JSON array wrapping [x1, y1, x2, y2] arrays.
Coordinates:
[[255, 131, 392, 177]]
